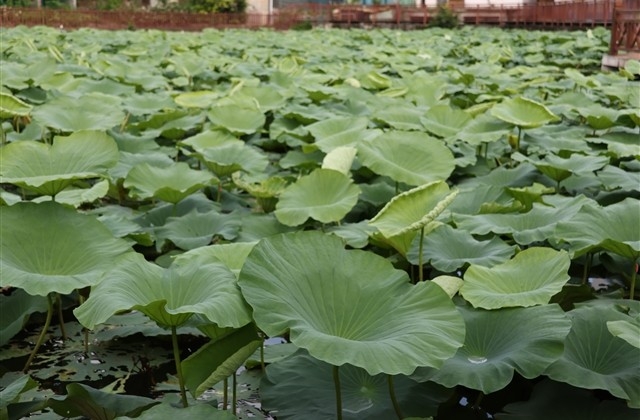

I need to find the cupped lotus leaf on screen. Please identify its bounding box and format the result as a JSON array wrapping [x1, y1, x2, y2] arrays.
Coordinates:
[[74, 253, 252, 329], [461, 247, 571, 309], [357, 131, 455, 186], [0, 92, 32, 118], [491, 97, 560, 128], [195, 142, 269, 177], [174, 90, 220, 108], [124, 162, 216, 204], [32, 93, 125, 132], [173, 242, 257, 278], [420, 104, 472, 138], [499, 379, 640, 420], [155, 210, 241, 251], [0, 202, 132, 296], [369, 181, 457, 238], [554, 198, 640, 260], [322, 146, 357, 175], [607, 316, 640, 349], [0, 131, 119, 197], [207, 104, 265, 135], [412, 304, 571, 394], [260, 350, 452, 420], [238, 231, 465, 375], [274, 169, 361, 226], [181, 324, 261, 397], [408, 224, 516, 272], [306, 117, 370, 152], [545, 302, 640, 407]]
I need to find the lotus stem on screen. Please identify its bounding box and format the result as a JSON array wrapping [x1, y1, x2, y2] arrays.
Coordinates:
[[232, 371, 237, 415], [23, 294, 54, 373], [630, 262, 638, 300], [581, 252, 592, 286], [78, 294, 89, 354], [223, 377, 228, 409], [387, 375, 404, 419], [56, 293, 67, 341], [171, 325, 189, 408], [333, 365, 343, 420], [418, 226, 425, 283], [217, 183, 223, 203], [260, 340, 265, 372], [473, 392, 484, 409]]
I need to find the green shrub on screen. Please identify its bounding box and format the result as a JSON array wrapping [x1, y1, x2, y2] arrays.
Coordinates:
[[428, 5, 458, 28], [187, 0, 246, 13], [292, 19, 312, 30]]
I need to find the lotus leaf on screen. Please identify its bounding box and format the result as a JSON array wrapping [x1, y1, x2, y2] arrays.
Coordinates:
[[306, 117, 370, 152], [116, 402, 238, 419], [0, 130, 119, 197], [238, 231, 465, 375], [408, 224, 516, 272], [195, 142, 268, 177], [322, 146, 357, 175], [0, 291, 48, 347], [32, 93, 125, 132], [491, 96, 560, 128], [174, 91, 220, 108], [554, 198, 640, 260], [260, 350, 452, 419], [0, 92, 32, 118], [461, 247, 571, 309], [607, 316, 640, 349], [412, 304, 571, 394], [207, 104, 265, 135], [274, 169, 361, 226], [155, 210, 241, 251], [173, 242, 257, 277], [420, 104, 472, 138], [357, 131, 455, 186], [124, 162, 216, 204], [545, 301, 640, 408], [0, 202, 133, 296]]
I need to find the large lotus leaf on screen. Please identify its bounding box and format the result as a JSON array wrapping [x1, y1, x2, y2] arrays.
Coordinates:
[[491, 97, 560, 128], [0, 202, 132, 296], [545, 302, 640, 407], [0, 92, 32, 118], [453, 195, 595, 245], [306, 116, 370, 152], [124, 162, 216, 204], [0, 131, 119, 197], [48, 383, 157, 420], [554, 198, 640, 260], [32, 93, 125, 132], [420, 104, 472, 138], [407, 224, 516, 272], [274, 169, 361, 226], [155, 210, 241, 251], [461, 247, 571, 309], [207, 104, 265, 135], [456, 114, 512, 145], [195, 142, 268, 177], [0, 290, 48, 346], [357, 131, 455, 186], [261, 350, 452, 420], [412, 304, 571, 394], [369, 181, 456, 238], [499, 379, 640, 420], [181, 324, 261, 397], [238, 231, 465, 375], [74, 253, 252, 329]]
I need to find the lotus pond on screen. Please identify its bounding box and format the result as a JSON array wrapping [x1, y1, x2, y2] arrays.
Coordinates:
[[0, 24, 639, 419]]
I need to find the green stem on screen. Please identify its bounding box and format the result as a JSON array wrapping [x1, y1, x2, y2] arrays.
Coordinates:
[[333, 365, 343, 420], [581, 252, 592, 286], [23, 294, 54, 373], [56, 294, 67, 341], [418, 226, 425, 283], [171, 326, 188, 408], [260, 339, 265, 372], [473, 392, 484, 409], [223, 377, 228, 410], [388, 375, 404, 419], [630, 262, 638, 300], [232, 371, 237, 415], [217, 182, 223, 203], [78, 294, 89, 354]]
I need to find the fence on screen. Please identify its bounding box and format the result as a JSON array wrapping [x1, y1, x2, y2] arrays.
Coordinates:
[[0, 1, 628, 31]]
